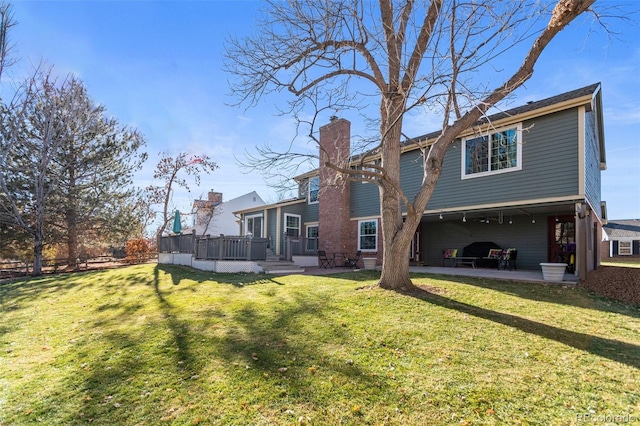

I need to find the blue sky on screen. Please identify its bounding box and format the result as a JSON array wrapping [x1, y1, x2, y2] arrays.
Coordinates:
[[6, 1, 640, 221]]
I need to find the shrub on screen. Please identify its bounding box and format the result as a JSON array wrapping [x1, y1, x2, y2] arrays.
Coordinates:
[[125, 237, 153, 263]]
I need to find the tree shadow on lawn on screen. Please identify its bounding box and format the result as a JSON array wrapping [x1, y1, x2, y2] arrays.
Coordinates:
[[155, 264, 285, 287], [212, 290, 394, 410], [411, 273, 640, 318], [405, 285, 640, 369], [52, 271, 391, 424]]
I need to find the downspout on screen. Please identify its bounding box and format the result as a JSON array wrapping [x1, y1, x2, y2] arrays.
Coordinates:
[[576, 203, 588, 281], [275, 206, 282, 256]]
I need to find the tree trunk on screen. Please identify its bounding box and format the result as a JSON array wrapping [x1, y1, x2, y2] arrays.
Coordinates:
[[376, 99, 419, 292], [379, 237, 414, 291], [32, 228, 43, 276], [67, 216, 78, 270]]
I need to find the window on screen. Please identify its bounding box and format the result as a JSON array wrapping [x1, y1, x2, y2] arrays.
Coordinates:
[[462, 124, 521, 178], [308, 176, 319, 204], [245, 214, 263, 237], [351, 159, 381, 182], [284, 213, 300, 237], [358, 219, 378, 252], [619, 241, 632, 255], [306, 225, 318, 251]]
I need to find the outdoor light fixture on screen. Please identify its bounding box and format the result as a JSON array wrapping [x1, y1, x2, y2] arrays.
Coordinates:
[[462, 213, 466, 223], [439, 213, 443, 220], [555, 216, 559, 222], [532, 216, 536, 224], [509, 217, 513, 225]]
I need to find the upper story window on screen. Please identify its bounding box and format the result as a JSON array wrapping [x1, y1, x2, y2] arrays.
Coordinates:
[[462, 124, 522, 179], [351, 159, 381, 182], [308, 176, 319, 204], [358, 219, 378, 252]]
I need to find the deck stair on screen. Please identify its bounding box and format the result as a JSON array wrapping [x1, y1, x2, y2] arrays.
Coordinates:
[[257, 259, 305, 274]]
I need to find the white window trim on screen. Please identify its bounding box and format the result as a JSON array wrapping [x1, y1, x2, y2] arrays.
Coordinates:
[[308, 176, 319, 204], [305, 223, 319, 251], [284, 213, 301, 237], [305, 223, 318, 236], [358, 219, 378, 252], [244, 213, 263, 237], [461, 123, 523, 179], [618, 240, 633, 256]]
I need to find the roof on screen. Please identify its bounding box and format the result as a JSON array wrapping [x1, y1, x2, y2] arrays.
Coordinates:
[[294, 83, 604, 181], [603, 220, 640, 239], [407, 82, 602, 146], [233, 197, 305, 215]]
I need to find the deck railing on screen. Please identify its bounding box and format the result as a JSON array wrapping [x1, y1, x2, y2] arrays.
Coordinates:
[[159, 233, 267, 261], [283, 236, 318, 260]]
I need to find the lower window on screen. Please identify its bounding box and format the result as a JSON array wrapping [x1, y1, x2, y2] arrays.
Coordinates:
[[358, 219, 378, 251], [619, 241, 632, 255]]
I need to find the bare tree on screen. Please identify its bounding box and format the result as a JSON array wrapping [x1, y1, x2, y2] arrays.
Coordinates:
[[0, 69, 67, 275], [0, 2, 16, 83], [146, 152, 218, 240], [225, 0, 605, 291]]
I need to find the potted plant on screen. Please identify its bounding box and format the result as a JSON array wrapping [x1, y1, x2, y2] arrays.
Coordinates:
[[363, 257, 377, 270], [539, 262, 567, 282]]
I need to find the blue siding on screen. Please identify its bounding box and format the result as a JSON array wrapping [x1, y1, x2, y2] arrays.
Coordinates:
[[421, 216, 548, 270], [349, 108, 582, 217], [267, 208, 278, 247], [350, 181, 380, 217], [584, 111, 602, 217], [304, 201, 319, 223]]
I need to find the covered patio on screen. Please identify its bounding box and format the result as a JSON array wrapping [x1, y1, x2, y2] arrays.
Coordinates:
[[302, 264, 579, 284], [408, 265, 579, 284]]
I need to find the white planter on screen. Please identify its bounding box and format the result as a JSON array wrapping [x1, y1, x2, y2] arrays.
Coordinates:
[[539, 263, 567, 282], [363, 258, 377, 270]]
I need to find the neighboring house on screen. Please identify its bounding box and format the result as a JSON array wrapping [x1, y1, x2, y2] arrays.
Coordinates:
[[192, 191, 265, 236], [234, 83, 606, 280], [602, 220, 640, 258]]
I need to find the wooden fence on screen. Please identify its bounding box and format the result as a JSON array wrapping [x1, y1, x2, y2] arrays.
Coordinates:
[[0, 254, 157, 279]]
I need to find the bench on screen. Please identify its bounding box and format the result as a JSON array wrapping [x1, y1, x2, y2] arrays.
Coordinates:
[[443, 249, 477, 268], [452, 257, 477, 268]]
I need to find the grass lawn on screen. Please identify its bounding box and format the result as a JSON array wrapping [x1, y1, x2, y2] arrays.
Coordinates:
[[1, 264, 638, 425], [602, 258, 640, 268]]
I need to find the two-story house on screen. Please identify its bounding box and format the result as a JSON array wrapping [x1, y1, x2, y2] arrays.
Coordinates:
[[191, 191, 265, 236], [234, 83, 606, 280]]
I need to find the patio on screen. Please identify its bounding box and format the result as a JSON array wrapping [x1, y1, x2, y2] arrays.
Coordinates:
[[303, 264, 579, 284]]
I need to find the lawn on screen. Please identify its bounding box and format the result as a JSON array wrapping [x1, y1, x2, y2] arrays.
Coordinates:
[[602, 257, 640, 268], [1, 264, 638, 425]]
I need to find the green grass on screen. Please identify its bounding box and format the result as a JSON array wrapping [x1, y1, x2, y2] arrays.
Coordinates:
[[602, 257, 640, 268], [1, 264, 639, 425]]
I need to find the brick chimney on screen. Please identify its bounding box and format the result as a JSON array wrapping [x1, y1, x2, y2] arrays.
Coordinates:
[[318, 117, 353, 258], [208, 191, 222, 204]]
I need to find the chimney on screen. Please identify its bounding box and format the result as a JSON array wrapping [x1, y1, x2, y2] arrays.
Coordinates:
[[318, 117, 353, 257], [208, 191, 222, 204]]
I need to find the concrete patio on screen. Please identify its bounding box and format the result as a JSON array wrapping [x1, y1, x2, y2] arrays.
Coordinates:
[[408, 265, 579, 284], [302, 264, 579, 285]]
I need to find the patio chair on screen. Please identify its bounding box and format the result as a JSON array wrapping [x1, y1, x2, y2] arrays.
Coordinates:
[[442, 248, 458, 266], [507, 249, 518, 270], [498, 249, 518, 271], [344, 251, 361, 269], [317, 250, 333, 269]]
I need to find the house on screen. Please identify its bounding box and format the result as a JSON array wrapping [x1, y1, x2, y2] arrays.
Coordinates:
[[602, 220, 640, 258], [234, 83, 606, 280], [191, 191, 265, 236]]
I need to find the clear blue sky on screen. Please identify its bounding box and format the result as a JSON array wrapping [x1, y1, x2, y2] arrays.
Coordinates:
[[6, 1, 640, 221]]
